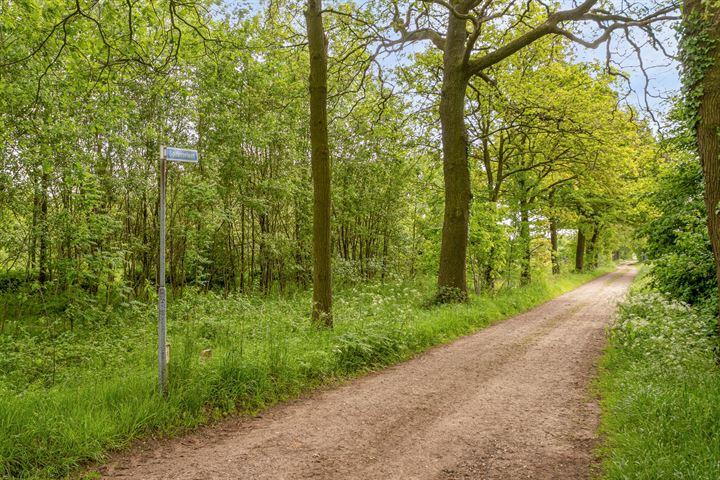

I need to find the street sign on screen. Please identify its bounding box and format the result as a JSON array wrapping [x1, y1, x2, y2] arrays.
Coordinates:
[[162, 146, 199, 163], [157, 145, 198, 394]]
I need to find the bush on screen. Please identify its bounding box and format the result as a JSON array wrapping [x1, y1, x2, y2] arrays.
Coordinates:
[[612, 292, 716, 367], [649, 228, 716, 306], [641, 153, 717, 306]]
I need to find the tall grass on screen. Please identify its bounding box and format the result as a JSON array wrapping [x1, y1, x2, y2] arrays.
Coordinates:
[[598, 284, 720, 479], [0, 269, 610, 479]]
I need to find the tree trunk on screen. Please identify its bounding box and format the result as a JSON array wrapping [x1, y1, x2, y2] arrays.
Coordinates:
[[250, 209, 256, 290], [519, 193, 531, 285], [240, 204, 246, 292], [437, 14, 471, 302], [548, 189, 560, 275], [684, 0, 720, 320], [483, 261, 495, 292], [575, 228, 585, 272], [27, 186, 38, 280], [38, 171, 50, 285], [140, 192, 152, 298], [381, 231, 388, 282], [587, 226, 600, 269], [471, 255, 482, 295], [550, 217, 560, 275], [306, 0, 332, 326], [584, 225, 594, 270], [259, 212, 271, 293]]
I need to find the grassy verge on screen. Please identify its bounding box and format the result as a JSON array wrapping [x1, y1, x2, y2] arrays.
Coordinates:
[[597, 270, 720, 479], [0, 268, 611, 479]]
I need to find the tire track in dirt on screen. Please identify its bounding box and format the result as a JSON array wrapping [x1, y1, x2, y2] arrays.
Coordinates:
[[101, 265, 636, 480]]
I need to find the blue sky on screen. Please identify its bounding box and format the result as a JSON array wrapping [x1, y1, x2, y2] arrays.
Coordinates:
[[573, 21, 682, 120], [242, 0, 682, 120]]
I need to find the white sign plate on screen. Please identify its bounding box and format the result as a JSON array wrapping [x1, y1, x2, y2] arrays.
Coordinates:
[[163, 146, 198, 163]]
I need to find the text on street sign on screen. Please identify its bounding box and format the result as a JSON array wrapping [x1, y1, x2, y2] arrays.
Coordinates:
[[162, 146, 199, 163]]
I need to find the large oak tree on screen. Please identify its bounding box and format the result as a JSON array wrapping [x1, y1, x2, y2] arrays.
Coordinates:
[[682, 0, 720, 323], [382, 0, 678, 300]]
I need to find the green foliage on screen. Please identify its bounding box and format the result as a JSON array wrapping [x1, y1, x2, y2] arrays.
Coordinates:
[[333, 321, 408, 373], [0, 0, 677, 477], [679, 11, 719, 134], [0, 0, 422, 305], [641, 141, 717, 305], [598, 289, 720, 479], [0, 270, 608, 478], [650, 229, 716, 305], [457, 41, 652, 285]]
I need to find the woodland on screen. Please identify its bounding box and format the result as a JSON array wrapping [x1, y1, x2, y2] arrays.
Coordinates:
[[1, 0, 720, 478]]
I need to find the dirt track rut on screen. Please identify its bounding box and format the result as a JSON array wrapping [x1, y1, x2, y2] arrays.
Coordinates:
[[102, 265, 636, 480]]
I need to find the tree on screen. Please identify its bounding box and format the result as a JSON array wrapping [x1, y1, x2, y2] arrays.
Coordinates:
[[641, 134, 716, 304], [306, 0, 333, 326], [379, 0, 678, 301], [463, 43, 644, 283], [682, 0, 720, 317]]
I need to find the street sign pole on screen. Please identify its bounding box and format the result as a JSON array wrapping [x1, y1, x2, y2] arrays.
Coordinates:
[[158, 145, 168, 393], [157, 145, 198, 394]]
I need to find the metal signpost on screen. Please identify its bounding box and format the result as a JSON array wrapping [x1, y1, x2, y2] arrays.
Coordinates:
[[158, 145, 198, 393]]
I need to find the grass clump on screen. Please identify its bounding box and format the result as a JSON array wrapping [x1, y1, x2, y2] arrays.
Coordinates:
[[0, 269, 609, 479], [598, 289, 720, 479]]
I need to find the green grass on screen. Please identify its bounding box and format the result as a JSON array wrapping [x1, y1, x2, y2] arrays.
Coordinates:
[[597, 273, 720, 479], [0, 268, 611, 479]]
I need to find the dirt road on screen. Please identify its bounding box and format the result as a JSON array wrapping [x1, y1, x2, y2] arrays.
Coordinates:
[[102, 265, 636, 480]]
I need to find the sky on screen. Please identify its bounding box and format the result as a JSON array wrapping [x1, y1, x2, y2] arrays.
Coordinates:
[[241, 0, 682, 121], [572, 19, 682, 122]]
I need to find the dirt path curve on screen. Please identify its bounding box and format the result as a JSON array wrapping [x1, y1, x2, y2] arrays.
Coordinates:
[[102, 265, 636, 480]]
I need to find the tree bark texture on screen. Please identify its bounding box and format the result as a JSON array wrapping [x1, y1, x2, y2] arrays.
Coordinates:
[[437, 14, 472, 302], [684, 0, 720, 316], [306, 0, 332, 326]]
